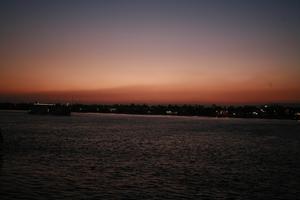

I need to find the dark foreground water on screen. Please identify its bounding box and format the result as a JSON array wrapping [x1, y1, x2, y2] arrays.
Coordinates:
[[0, 111, 299, 200]]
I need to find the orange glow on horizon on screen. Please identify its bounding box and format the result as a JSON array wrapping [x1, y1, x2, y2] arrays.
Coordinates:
[[1, 1, 300, 104]]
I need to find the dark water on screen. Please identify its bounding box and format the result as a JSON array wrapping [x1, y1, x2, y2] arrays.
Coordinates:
[[0, 110, 299, 200]]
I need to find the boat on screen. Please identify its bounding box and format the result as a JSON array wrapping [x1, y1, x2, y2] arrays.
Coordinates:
[[29, 103, 71, 116]]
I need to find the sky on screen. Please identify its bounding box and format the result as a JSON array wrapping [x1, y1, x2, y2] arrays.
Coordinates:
[[1, 0, 300, 104]]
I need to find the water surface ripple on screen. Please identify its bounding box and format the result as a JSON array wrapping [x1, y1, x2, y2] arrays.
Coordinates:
[[0, 111, 299, 199]]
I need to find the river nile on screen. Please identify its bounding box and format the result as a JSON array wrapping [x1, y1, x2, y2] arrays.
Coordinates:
[[0, 110, 299, 199]]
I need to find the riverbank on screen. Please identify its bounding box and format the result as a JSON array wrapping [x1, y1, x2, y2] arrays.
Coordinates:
[[1, 103, 300, 120]]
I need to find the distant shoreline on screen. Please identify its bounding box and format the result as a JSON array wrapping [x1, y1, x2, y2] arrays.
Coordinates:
[[73, 112, 300, 122], [1, 103, 300, 120], [1, 109, 299, 122]]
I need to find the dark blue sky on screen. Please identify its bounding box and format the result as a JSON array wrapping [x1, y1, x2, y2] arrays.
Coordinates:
[[1, 0, 300, 103]]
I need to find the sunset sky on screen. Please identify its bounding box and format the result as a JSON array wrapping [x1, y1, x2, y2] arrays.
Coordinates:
[[1, 0, 300, 104]]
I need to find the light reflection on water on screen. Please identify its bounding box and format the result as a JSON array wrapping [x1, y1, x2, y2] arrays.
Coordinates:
[[0, 110, 300, 199]]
